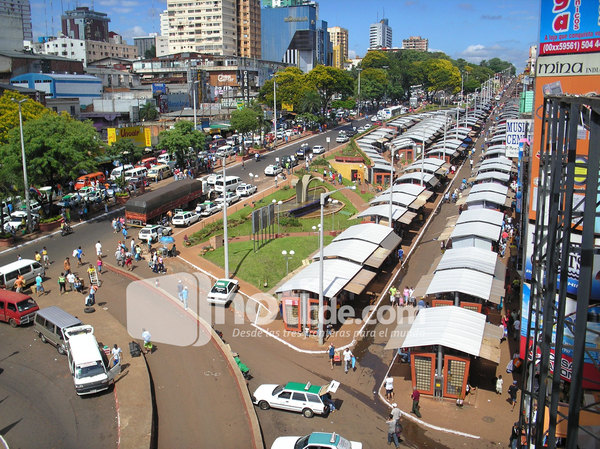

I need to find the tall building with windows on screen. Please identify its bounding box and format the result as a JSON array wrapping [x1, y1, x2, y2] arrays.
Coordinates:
[[369, 18, 392, 49], [166, 0, 238, 56], [402, 35, 428, 52], [0, 0, 32, 42], [160, 10, 169, 37], [328, 26, 348, 69], [237, 0, 261, 58], [61, 6, 110, 42]]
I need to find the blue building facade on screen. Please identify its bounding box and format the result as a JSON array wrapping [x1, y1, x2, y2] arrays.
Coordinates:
[[261, 4, 331, 72], [10, 73, 102, 107]]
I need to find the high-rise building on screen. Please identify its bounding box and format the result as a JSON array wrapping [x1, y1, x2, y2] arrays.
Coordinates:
[[62, 6, 110, 42], [402, 36, 428, 52], [328, 26, 348, 69], [261, 4, 330, 72], [0, 0, 32, 41], [263, 0, 308, 6], [134, 34, 158, 58], [237, 0, 261, 58], [369, 18, 392, 49], [160, 10, 169, 37], [166, 0, 237, 56]]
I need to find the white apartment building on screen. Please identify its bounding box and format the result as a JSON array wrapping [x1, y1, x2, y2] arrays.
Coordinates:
[[166, 0, 238, 56], [160, 10, 169, 37], [369, 18, 392, 49], [38, 37, 88, 66]]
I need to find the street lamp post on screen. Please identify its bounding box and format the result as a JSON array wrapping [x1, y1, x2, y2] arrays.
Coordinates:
[[330, 199, 339, 231], [389, 145, 395, 228], [318, 186, 355, 345], [192, 80, 199, 130], [357, 68, 363, 117], [221, 155, 229, 279], [282, 250, 295, 276], [273, 199, 283, 236], [12, 98, 32, 234], [273, 76, 277, 149]]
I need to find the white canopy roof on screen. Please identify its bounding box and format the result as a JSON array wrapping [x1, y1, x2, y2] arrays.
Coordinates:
[[333, 223, 396, 245], [456, 208, 504, 227], [356, 204, 416, 224], [397, 171, 439, 187], [312, 239, 378, 265], [451, 221, 501, 241], [476, 171, 510, 183], [469, 182, 509, 196]]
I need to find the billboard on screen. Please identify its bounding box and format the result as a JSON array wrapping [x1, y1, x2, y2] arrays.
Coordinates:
[[539, 0, 600, 56], [107, 126, 151, 147], [505, 119, 532, 158]]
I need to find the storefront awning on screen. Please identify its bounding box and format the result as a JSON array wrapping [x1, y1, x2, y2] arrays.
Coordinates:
[[345, 269, 378, 295]]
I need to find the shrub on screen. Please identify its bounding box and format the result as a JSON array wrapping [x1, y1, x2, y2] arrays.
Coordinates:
[[40, 215, 62, 223], [279, 214, 301, 228]]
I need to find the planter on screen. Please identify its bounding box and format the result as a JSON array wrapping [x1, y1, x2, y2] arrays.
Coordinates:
[[0, 236, 14, 247], [116, 195, 130, 205], [39, 220, 62, 232], [334, 155, 365, 163], [236, 154, 253, 162]]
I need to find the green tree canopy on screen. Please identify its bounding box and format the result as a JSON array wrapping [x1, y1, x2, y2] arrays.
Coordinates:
[[305, 65, 354, 112], [230, 107, 260, 136], [105, 139, 145, 166], [140, 101, 159, 121], [0, 112, 102, 191], [425, 59, 462, 95], [157, 121, 206, 166], [0, 91, 48, 145]]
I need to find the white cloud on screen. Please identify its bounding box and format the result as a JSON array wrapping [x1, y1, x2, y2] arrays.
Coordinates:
[[457, 44, 530, 72], [120, 25, 148, 40], [348, 49, 357, 59]]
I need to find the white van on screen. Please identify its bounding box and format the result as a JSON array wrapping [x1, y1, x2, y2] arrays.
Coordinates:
[[65, 325, 121, 395], [214, 176, 242, 193], [124, 167, 148, 181], [157, 154, 171, 164], [0, 259, 45, 290], [110, 164, 134, 180]]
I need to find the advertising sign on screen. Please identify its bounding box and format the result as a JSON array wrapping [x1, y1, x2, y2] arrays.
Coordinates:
[[537, 53, 600, 77], [505, 119, 532, 158], [539, 0, 600, 55], [210, 72, 238, 87], [107, 126, 151, 147], [152, 83, 167, 94]]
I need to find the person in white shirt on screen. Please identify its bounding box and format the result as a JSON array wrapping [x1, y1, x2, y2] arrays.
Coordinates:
[[95, 241, 102, 256], [111, 344, 123, 366], [343, 348, 353, 374], [385, 375, 395, 400]]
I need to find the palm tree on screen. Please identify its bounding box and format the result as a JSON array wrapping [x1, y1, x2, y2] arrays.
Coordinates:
[[140, 102, 159, 121], [298, 90, 322, 114]]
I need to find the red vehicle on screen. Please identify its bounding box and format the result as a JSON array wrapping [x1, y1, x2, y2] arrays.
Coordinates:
[[138, 157, 158, 169], [0, 290, 39, 327]]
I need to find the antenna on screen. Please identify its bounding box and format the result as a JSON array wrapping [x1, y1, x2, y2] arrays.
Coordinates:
[[383, 7, 385, 19], [152, 0, 156, 33], [51, 0, 55, 36], [91, 0, 94, 10], [44, 0, 48, 36]]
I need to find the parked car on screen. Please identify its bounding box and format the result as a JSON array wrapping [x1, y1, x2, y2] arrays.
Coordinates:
[[264, 165, 283, 176], [336, 135, 349, 143], [80, 188, 107, 203], [312, 145, 326, 155], [252, 380, 339, 418], [5, 211, 39, 232], [236, 183, 257, 197], [271, 432, 363, 449], [206, 278, 239, 305], [215, 191, 240, 205], [172, 211, 200, 227], [138, 224, 173, 243], [56, 193, 81, 208], [199, 202, 222, 217]]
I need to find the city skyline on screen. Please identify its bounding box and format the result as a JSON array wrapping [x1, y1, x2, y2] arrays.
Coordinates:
[[29, 0, 540, 71]]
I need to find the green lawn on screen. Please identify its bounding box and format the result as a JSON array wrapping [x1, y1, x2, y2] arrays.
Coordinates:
[[203, 235, 334, 291]]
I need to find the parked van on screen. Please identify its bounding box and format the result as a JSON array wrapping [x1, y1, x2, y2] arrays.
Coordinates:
[[65, 325, 121, 395], [75, 172, 106, 190], [110, 164, 134, 180], [0, 259, 45, 290], [157, 153, 171, 164], [139, 157, 158, 169], [34, 306, 82, 354], [147, 164, 172, 181], [124, 167, 148, 181], [214, 176, 242, 193], [0, 290, 39, 327]]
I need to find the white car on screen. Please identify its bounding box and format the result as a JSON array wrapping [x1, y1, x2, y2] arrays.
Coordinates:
[[253, 381, 339, 418], [336, 135, 349, 143], [207, 278, 239, 305], [271, 432, 362, 449], [215, 191, 240, 205], [236, 183, 257, 197], [312, 145, 325, 155], [138, 225, 173, 243], [264, 165, 283, 176], [171, 211, 200, 227]]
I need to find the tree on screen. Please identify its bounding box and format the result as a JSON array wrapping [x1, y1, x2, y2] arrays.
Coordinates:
[[257, 67, 305, 110], [105, 139, 145, 166], [425, 59, 461, 96], [298, 90, 322, 114], [230, 107, 260, 139], [140, 101, 159, 121], [144, 45, 156, 59], [0, 91, 48, 145], [0, 112, 102, 193], [157, 121, 206, 166], [305, 65, 354, 112], [358, 68, 388, 105]]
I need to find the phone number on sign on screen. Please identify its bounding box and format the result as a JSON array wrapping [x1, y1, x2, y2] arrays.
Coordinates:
[[541, 39, 600, 55]]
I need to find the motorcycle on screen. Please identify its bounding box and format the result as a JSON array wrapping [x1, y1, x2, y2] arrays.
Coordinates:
[[254, 153, 260, 162], [60, 224, 74, 237], [233, 355, 251, 380]]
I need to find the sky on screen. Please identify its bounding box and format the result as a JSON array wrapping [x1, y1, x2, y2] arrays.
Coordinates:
[[29, 0, 541, 72]]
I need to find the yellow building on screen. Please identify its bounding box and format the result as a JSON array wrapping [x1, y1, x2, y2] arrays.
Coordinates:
[[328, 26, 348, 69]]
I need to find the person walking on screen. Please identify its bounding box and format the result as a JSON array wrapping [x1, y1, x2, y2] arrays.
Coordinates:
[[391, 403, 401, 421], [88, 284, 97, 305], [386, 414, 400, 448], [75, 247, 84, 267], [97, 256, 103, 274], [181, 286, 188, 310], [411, 387, 421, 418], [513, 318, 521, 341], [35, 273, 45, 296], [58, 273, 67, 295], [385, 375, 395, 400], [64, 257, 71, 275], [508, 381, 519, 411], [177, 280, 184, 301], [95, 241, 102, 257], [343, 348, 353, 374], [328, 343, 335, 370], [141, 329, 152, 354], [122, 227, 128, 240], [496, 375, 504, 395], [66, 272, 76, 292], [111, 344, 123, 367], [41, 247, 50, 268]]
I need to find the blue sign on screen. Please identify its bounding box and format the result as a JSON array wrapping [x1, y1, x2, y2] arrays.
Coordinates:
[[540, 0, 600, 55], [152, 83, 167, 94]]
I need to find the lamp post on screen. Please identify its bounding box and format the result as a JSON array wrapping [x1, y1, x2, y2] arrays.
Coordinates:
[[273, 199, 282, 236], [389, 145, 395, 228], [12, 98, 32, 234], [382, 66, 389, 105], [357, 68, 363, 117], [192, 80, 199, 130], [329, 199, 339, 231], [318, 186, 356, 345], [221, 155, 229, 279], [282, 250, 295, 276], [272, 75, 277, 149]]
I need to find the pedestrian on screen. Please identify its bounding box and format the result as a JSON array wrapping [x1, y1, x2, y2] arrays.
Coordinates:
[[343, 348, 353, 374], [141, 328, 152, 353], [411, 386, 421, 417], [181, 286, 188, 310], [111, 344, 123, 367], [74, 247, 84, 267], [17, 254, 21, 261], [115, 248, 123, 267], [122, 227, 128, 240], [42, 247, 49, 268], [35, 273, 45, 296], [508, 381, 519, 411], [34, 251, 41, 264], [125, 254, 133, 271], [389, 285, 397, 306], [328, 342, 335, 370], [177, 279, 184, 300], [385, 375, 395, 400], [97, 256, 103, 274], [496, 375, 504, 395], [130, 238, 135, 255], [513, 318, 521, 341], [58, 272, 67, 295], [509, 422, 520, 449], [322, 392, 336, 413], [386, 414, 400, 448], [95, 240, 102, 257], [88, 284, 97, 305], [67, 272, 76, 291]]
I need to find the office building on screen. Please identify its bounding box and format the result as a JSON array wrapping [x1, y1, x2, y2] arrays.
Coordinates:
[[166, 0, 237, 56], [160, 10, 169, 37], [238, 0, 261, 58], [0, 0, 32, 42], [369, 18, 392, 49], [402, 36, 428, 52], [261, 4, 330, 72], [328, 26, 348, 69], [62, 6, 110, 42], [134, 34, 158, 58]]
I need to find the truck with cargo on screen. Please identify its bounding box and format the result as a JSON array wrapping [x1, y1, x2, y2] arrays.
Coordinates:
[[125, 178, 204, 226]]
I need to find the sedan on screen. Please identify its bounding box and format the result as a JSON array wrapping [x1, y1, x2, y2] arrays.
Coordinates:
[[312, 145, 325, 155], [206, 278, 239, 305], [253, 380, 339, 418], [335, 135, 349, 143], [215, 191, 240, 205], [264, 165, 283, 176], [171, 211, 200, 227], [271, 432, 363, 449]]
